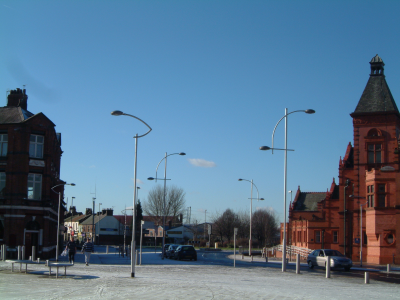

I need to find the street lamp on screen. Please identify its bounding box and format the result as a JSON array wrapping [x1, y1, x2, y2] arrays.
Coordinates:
[[51, 182, 75, 262], [350, 195, 367, 266], [111, 110, 152, 278], [260, 108, 315, 272], [92, 197, 96, 244], [148, 152, 186, 259], [98, 203, 102, 245], [238, 179, 264, 256], [288, 190, 292, 246]]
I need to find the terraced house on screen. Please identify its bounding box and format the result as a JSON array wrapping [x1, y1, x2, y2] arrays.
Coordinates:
[[0, 88, 64, 259], [287, 55, 400, 265]]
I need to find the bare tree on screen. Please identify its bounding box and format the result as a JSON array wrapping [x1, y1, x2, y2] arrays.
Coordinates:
[[143, 185, 186, 225], [236, 209, 250, 239], [212, 208, 238, 243], [252, 208, 279, 247]]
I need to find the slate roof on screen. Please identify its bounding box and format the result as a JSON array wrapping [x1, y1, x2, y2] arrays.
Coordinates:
[[80, 214, 108, 225], [0, 106, 35, 124], [353, 55, 399, 115], [293, 192, 326, 211]]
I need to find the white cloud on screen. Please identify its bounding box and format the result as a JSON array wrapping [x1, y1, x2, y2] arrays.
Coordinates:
[[188, 158, 216, 168]]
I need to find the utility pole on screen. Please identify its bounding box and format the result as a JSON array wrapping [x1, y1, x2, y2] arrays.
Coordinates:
[[204, 210, 207, 240]]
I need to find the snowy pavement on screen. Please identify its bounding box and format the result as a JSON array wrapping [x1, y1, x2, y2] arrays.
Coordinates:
[[1, 250, 399, 299]]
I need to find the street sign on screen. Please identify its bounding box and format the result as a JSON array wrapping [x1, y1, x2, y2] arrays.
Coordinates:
[[234, 228, 238, 235]]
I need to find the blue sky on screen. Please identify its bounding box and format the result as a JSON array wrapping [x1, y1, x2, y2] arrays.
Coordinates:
[[1, 1, 400, 223]]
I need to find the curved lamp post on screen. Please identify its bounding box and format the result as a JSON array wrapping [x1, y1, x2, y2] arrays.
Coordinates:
[[51, 182, 75, 262], [350, 195, 367, 266], [111, 110, 152, 278], [260, 108, 315, 272], [238, 179, 264, 256], [148, 152, 186, 259]]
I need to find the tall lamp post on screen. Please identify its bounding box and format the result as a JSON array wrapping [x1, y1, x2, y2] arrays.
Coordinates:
[[111, 110, 152, 278], [92, 197, 96, 244], [238, 179, 264, 256], [260, 108, 315, 272], [350, 195, 367, 266], [51, 182, 75, 262], [98, 203, 102, 244], [148, 152, 186, 259]]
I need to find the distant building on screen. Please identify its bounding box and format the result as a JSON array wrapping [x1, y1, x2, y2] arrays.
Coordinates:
[[80, 209, 123, 245], [287, 55, 400, 264], [0, 88, 64, 259]]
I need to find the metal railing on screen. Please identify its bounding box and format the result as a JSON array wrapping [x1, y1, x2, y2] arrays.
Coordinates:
[[273, 245, 313, 259]]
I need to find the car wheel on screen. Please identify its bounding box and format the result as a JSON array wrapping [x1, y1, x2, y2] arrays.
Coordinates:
[[344, 267, 351, 271], [308, 261, 314, 269]]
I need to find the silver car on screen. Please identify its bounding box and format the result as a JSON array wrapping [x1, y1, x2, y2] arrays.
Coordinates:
[[307, 249, 352, 271]]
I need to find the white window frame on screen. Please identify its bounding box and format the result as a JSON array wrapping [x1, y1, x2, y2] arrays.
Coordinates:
[[0, 134, 7, 157], [28, 173, 42, 200], [29, 135, 44, 159]]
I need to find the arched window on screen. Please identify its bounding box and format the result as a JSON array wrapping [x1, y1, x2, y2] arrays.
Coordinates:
[[367, 128, 381, 137]]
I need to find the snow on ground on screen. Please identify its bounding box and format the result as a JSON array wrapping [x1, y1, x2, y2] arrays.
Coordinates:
[[0, 250, 399, 300]]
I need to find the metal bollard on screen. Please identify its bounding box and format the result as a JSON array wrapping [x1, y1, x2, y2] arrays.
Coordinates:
[[136, 250, 138, 265], [22, 246, 25, 260], [387, 264, 391, 273], [241, 254, 244, 259], [37, 258, 40, 263], [32, 246, 36, 261], [3, 244, 7, 260], [326, 256, 331, 278], [251, 255, 253, 262], [265, 256, 268, 263], [365, 272, 370, 284], [106, 245, 109, 254], [296, 254, 300, 274], [18, 246, 21, 260]]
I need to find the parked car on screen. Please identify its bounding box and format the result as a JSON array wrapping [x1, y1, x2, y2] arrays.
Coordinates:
[[307, 249, 352, 271], [174, 245, 197, 261], [163, 244, 171, 257], [166, 244, 179, 258]]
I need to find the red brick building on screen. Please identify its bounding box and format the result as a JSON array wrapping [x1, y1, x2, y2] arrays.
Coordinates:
[[0, 88, 64, 259], [287, 55, 400, 265]]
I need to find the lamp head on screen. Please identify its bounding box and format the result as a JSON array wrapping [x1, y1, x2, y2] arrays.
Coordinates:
[[238, 178, 243, 181], [137, 186, 141, 189], [259, 146, 271, 151], [69, 183, 76, 186], [178, 152, 186, 156], [305, 109, 315, 114], [111, 110, 124, 116], [259, 198, 265, 200], [147, 177, 155, 181]]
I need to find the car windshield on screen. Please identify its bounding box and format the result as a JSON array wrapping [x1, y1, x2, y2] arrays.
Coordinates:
[[324, 250, 344, 257]]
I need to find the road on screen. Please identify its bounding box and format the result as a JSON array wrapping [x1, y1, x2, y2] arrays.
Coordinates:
[[193, 250, 400, 284]]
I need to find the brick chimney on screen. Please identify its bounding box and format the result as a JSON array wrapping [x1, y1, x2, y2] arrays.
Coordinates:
[[7, 88, 28, 110]]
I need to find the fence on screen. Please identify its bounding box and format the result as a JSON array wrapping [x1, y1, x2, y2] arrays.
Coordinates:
[[272, 245, 313, 260]]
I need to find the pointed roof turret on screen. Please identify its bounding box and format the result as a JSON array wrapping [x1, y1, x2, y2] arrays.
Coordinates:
[[352, 55, 399, 116]]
